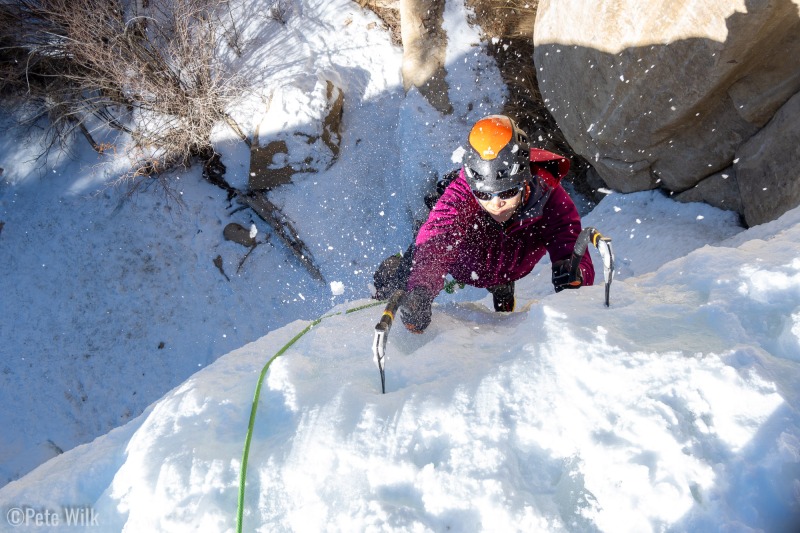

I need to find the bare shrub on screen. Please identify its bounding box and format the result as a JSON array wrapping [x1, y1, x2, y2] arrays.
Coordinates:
[[265, 0, 292, 25], [0, 0, 246, 185]]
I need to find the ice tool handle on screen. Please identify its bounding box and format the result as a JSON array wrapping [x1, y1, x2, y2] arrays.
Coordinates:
[[569, 227, 615, 307], [372, 289, 405, 394]]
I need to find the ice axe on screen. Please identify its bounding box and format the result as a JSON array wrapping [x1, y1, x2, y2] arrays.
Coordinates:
[[569, 227, 615, 307], [371, 289, 405, 394]]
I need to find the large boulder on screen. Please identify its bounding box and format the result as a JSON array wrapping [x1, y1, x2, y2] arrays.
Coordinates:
[[736, 91, 800, 226], [533, 0, 800, 225]]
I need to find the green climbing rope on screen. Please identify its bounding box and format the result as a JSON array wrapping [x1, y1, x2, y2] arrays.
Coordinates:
[[236, 299, 384, 532]]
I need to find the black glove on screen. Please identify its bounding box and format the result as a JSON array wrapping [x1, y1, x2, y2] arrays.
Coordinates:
[[400, 286, 434, 334], [552, 258, 583, 293], [373, 246, 415, 300], [373, 254, 403, 300]]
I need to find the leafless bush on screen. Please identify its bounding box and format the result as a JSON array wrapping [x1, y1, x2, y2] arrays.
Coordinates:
[[0, 0, 246, 184], [266, 0, 292, 25]]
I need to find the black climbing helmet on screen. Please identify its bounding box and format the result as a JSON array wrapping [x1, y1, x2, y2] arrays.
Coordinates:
[[462, 115, 531, 193]]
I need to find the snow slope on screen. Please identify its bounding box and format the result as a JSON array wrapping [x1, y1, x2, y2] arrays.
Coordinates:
[[1, 197, 799, 532], [1, 0, 799, 531]]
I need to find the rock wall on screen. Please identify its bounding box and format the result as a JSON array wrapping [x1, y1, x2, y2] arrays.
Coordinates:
[[399, 0, 453, 114], [533, 0, 800, 226]]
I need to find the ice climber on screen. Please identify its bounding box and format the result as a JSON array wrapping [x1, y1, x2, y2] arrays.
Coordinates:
[[373, 114, 595, 334]]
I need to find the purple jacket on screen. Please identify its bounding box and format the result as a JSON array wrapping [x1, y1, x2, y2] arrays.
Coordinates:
[[407, 168, 594, 296]]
